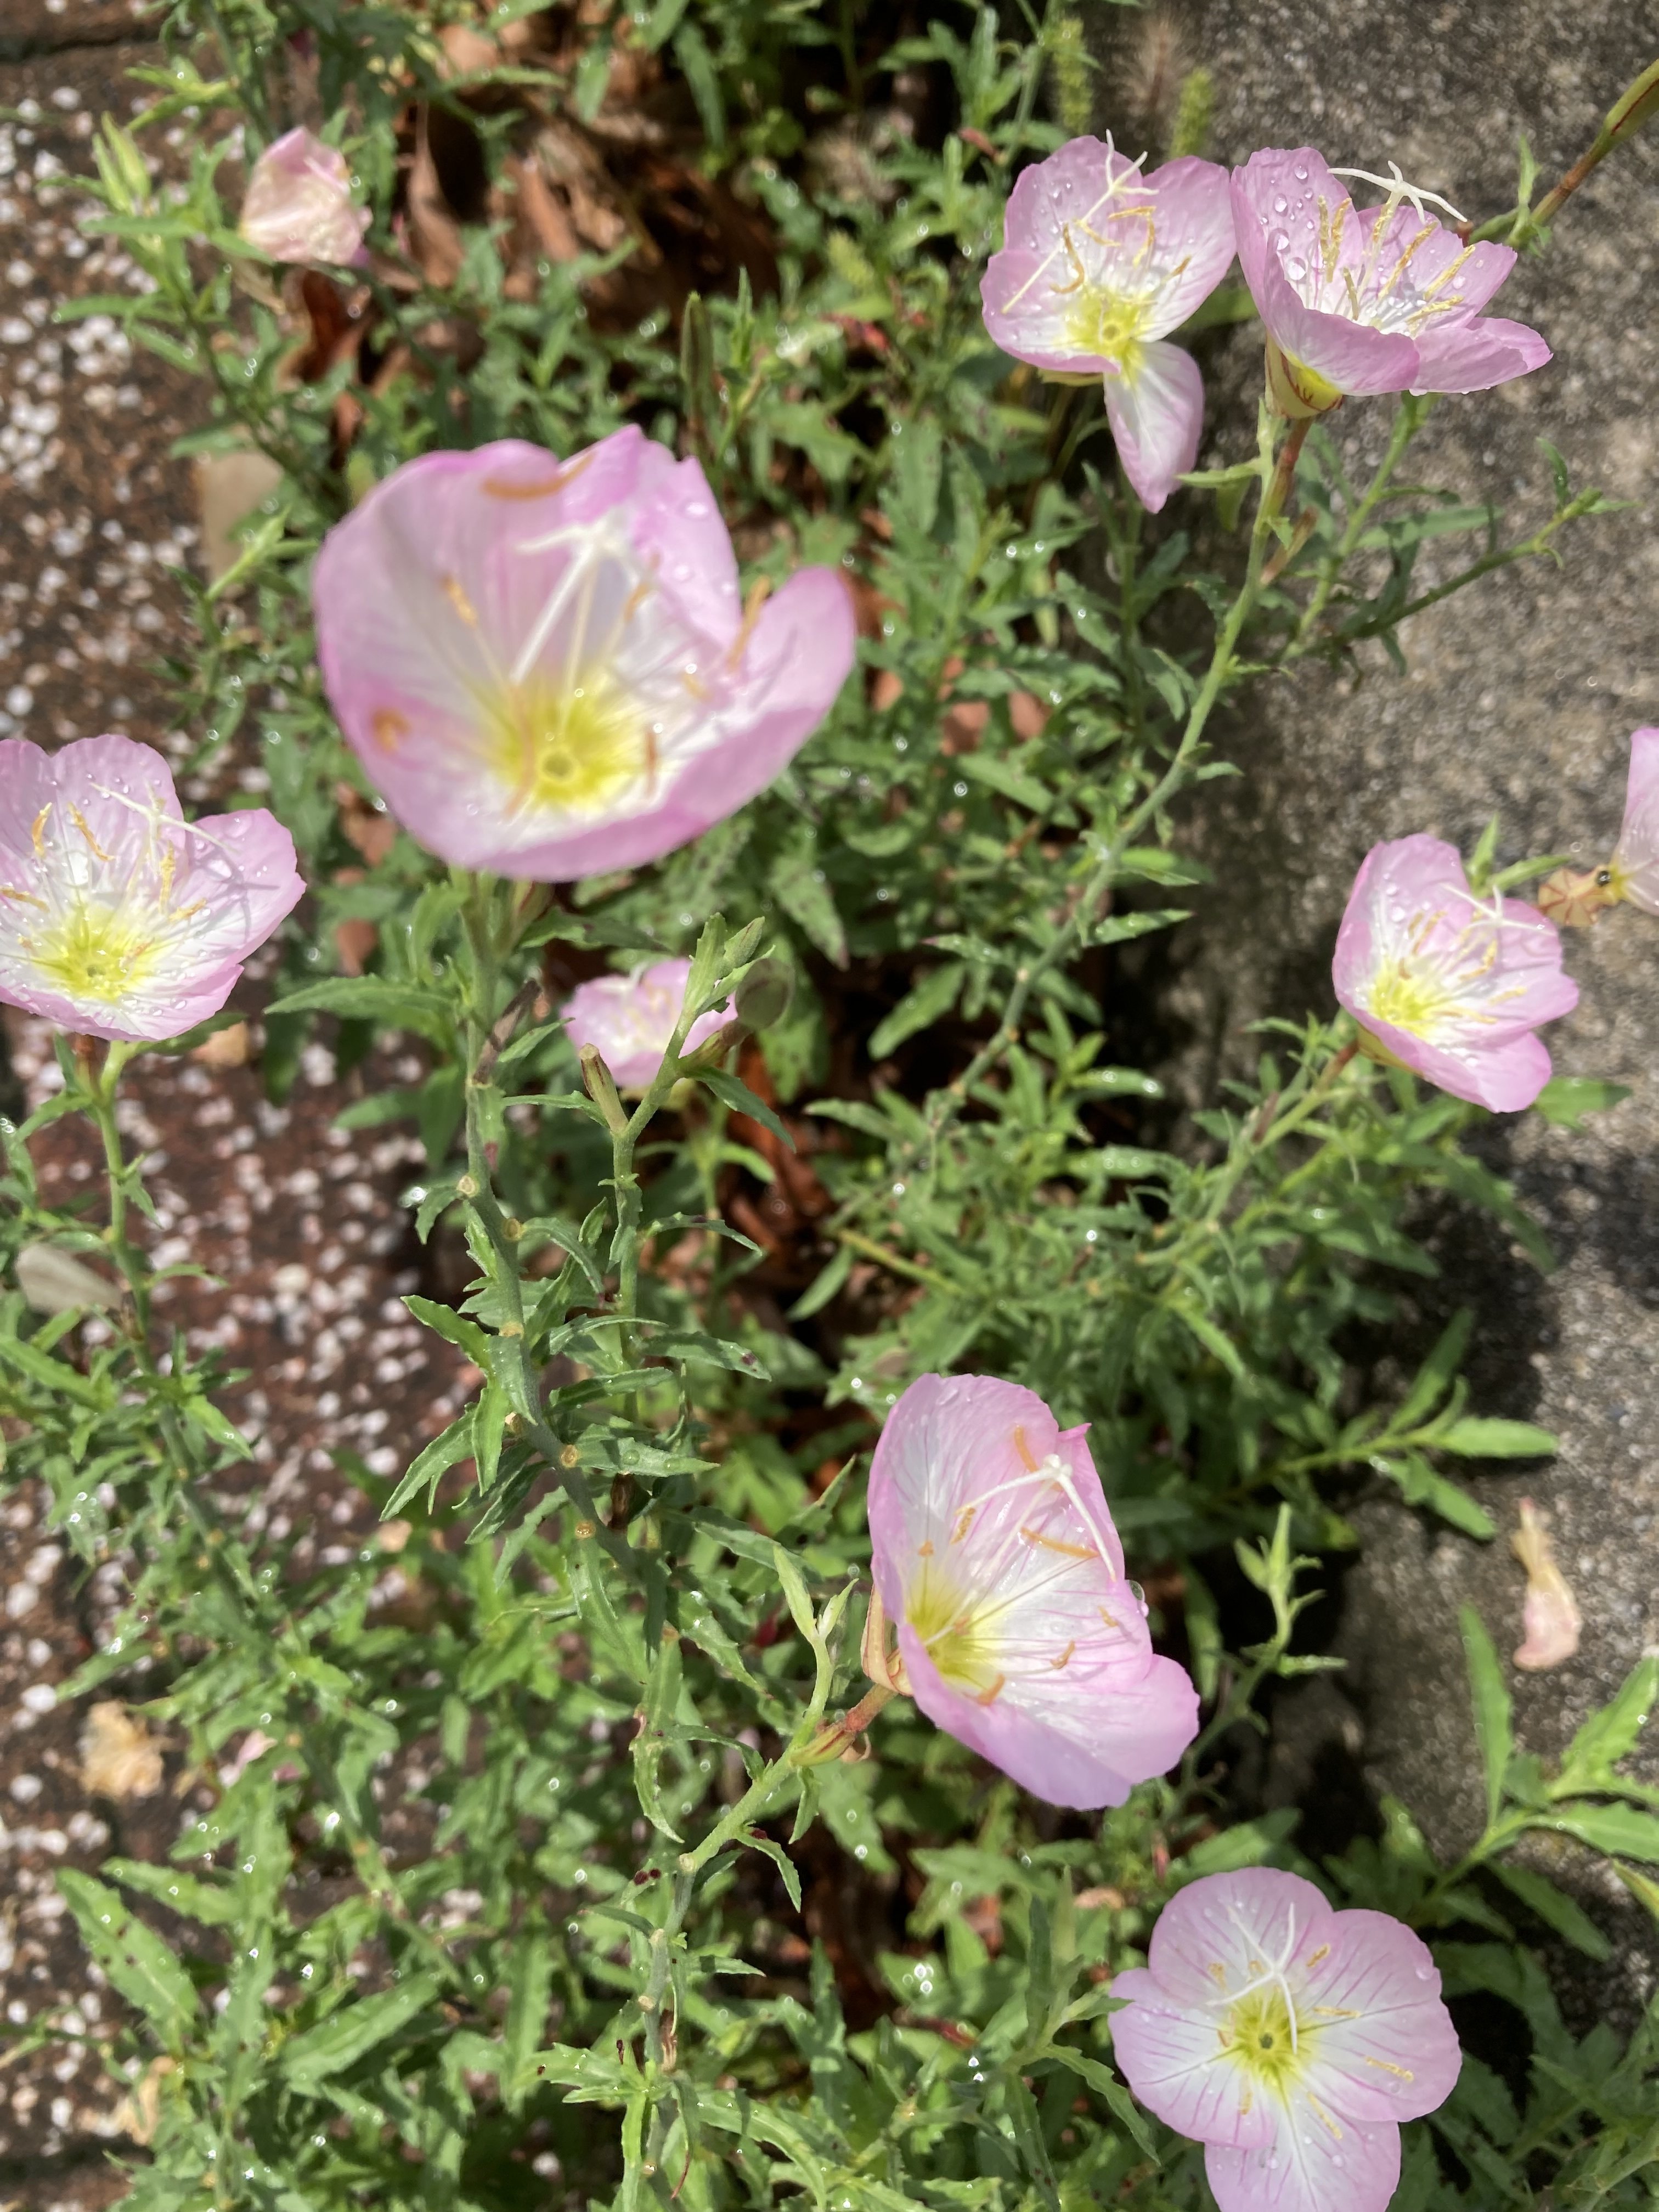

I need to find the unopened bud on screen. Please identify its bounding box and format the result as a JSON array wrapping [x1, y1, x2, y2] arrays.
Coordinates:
[[578, 1042, 629, 1136], [734, 957, 794, 1034], [1603, 57, 1659, 151]]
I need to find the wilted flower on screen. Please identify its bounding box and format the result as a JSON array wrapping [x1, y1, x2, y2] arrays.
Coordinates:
[[312, 431, 856, 880], [980, 137, 1235, 511], [81, 1700, 165, 1800], [1512, 1498, 1581, 1671], [1232, 148, 1550, 417], [1111, 1867, 1461, 2212], [866, 1373, 1199, 1809], [1333, 834, 1577, 1112], [562, 959, 727, 1088], [0, 736, 303, 1044], [239, 126, 370, 267]]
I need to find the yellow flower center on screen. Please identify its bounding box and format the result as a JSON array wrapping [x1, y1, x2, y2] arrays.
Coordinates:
[[1222, 1985, 1303, 2092], [1364, 955, 1465, 1039], [1063, 286, 1150, 368], [29, 902, 162, 1006], [905, 1568, 1002, 1697], [480, 668, 649, 817]]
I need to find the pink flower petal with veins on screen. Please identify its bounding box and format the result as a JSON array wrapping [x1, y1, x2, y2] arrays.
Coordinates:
[[1613, 727, 1659, 915], [312, 432, 855, 881], [1231, 146, 1549, 407], [868, 1373, 1198, 1808], [562, 959, 727, 1088], [0, 735, 301, 1043], [1333, 834, 1577, 1111], [1113, 1869, 1460, 2212], [980, 138, 1233, 509]]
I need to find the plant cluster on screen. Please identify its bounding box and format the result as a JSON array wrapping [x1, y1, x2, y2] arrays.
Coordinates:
[[3, 4, 1659, 2208]]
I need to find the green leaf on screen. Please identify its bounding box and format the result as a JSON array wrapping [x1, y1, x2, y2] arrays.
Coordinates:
[[698, 1068, 795, 1151], [769, 836, 848, 967], [1046, 2046, 1158, 2161], [1489, 1861, 1610, 1960], [789, 1243, 854, 1322], [404, 1294, 493, 1367], [58, 1870, 198, 2050], [278, 1973, 443, 2090], [1561, 1655, 1659, 1784], [1532, 1075, 1633, 1131], [1438, 1417, 1556, 1460], [868, 964, 965, 1060], [104, 1859, 243, 1927], [1542, 1802, 1659, 1866], [266, 976, 454, 1043], [503, 1929, 555, 2112], [1459, 1606, 1513, 1830]]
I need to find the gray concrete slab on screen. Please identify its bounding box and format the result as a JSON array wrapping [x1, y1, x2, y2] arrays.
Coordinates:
[[1092, 1, 1659, 2001]]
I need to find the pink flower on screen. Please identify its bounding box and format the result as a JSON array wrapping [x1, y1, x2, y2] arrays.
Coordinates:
[[980, 137, 1234, 511], [311, 431, 855, 881], [1611, 726, 1659, 914], [562, 958, 727, 1088], [0, 736, 302, 1043], [1111, 1867, 1461, 2212], [1232, 149, 1550, 416], [867, 1373, 1199, 1809], [239, 126, 371, 268], [1333, 834, 1577, 1113]]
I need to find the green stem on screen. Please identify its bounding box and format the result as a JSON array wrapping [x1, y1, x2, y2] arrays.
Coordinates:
[[1283, 397, 1427, 659], [919, 408, 1310, 1164]]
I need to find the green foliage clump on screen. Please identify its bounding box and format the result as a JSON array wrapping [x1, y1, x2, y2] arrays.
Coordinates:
[[1, 3, 1656, 2208]]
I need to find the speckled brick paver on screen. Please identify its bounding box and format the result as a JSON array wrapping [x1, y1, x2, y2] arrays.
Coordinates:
[[0, 28, 478, 2201]]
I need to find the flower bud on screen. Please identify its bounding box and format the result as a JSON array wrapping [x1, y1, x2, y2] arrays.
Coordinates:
[[733, 956, 794, 1034], [578, 1042, 629, 1136]]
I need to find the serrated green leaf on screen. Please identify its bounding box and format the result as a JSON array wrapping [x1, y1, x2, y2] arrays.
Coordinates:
[[1561, 1655, 1659, 1784], [278, 1973, 443, 2090], [1459, 1606, 1513, 1830], [1488, 1860, 1610, 1960], [58, 1870, 198, 2050]]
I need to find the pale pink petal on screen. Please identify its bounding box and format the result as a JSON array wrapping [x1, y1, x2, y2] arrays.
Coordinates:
[[1334, 834, 1576, 1110], [561, 959, 726, 1087], [1512, 1500, 1582, 1671], [1388, 1026, 1555, 1113], [1104, 340, 1205, 513], [240, 126, 370, 267], [899, 1629, 1196, 1809], [0, 735, 301, 1043], [1108, 1969, 1277, 2150], [1138, 1869, 1336, 2013], [1614, 727, 1659, 915], [870, 1373, 1197, 1809], [1296, 1910, 1462, 2123], [1205, 2105, 1401, 2212], [1252, 256, 1418, 395], [312, 435, 854, 881], [1228, 147, 1340, 306], [983, 140, 1232, 373], [1410, 315, 1552, 394]]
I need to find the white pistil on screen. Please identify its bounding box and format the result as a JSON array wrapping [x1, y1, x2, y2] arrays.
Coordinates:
[[1329, 160, 1466, 227]]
